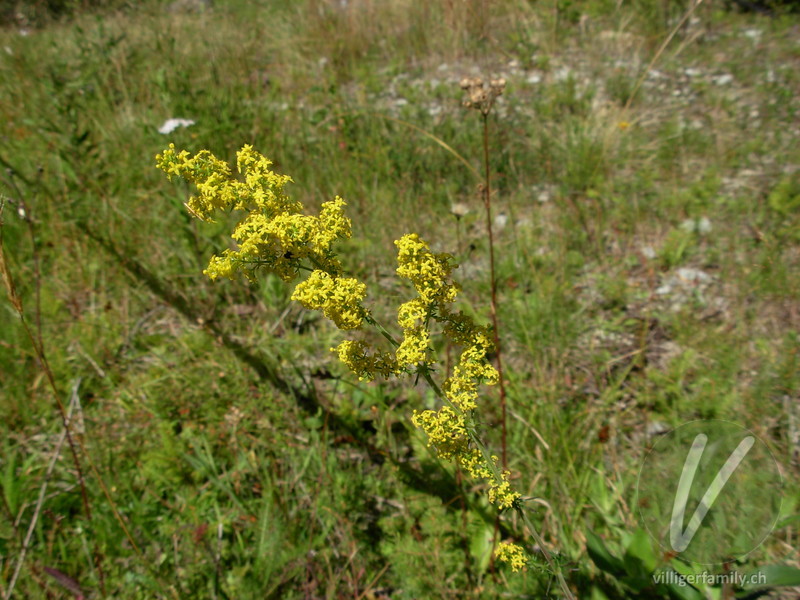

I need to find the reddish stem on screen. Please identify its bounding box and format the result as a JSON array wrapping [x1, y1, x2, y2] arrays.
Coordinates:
[[481, 112, 508, 470]]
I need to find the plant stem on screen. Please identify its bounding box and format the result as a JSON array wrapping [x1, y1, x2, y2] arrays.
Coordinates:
[[518, 506, 575, 600], [481, 112, 509, 470]]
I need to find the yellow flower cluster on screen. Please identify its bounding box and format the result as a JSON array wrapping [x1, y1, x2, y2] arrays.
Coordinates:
[[393, 234, 458, 368], [488, 472, 520, 510], [393, 234, 519, 509], [331, 340, 399, 381], [291, 270, 367, 330], [495, 541, 528, 572], [155, 144, 351, 283], [458, 451, 520, 509], [156, 144, 297, 222], [442, 326, 498, 412], [395, 234, 459, 305], [411, 407, 468, 461]]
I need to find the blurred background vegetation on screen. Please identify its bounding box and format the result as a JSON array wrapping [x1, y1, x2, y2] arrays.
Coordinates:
[[0, 0, 798, 597]]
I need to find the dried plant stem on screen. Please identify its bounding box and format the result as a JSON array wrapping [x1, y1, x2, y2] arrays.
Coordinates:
[[623, 0, 705, 113], [481, 112, 509, 470]]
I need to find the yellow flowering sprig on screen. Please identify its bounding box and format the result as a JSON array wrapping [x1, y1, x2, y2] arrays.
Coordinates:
[[155, 144, 351, 284], [390, 233, 521, 511], [156, 144, 544, 584]]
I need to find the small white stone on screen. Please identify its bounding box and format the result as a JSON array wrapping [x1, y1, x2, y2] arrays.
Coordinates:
[[647, 421, 669, 437], [714, 74, 734, 86], [680, 218, 696, 232], [743, 28, 762, 41], [158, 118, 195, 134], [676, 267, 711, 284]]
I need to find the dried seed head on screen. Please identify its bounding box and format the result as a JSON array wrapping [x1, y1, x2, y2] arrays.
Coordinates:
[[490, 78, 506, 95], [460, 75, 505, 115], [450, 202, 470, 219]]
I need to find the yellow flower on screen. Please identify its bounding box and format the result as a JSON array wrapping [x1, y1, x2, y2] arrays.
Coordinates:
[[395, 326, 431, 367], [332, 340, 399, 381], [397, 298, 428, 330], [495, 541, 528, 572], [291, 270, 367, 330], [394, 234, 459, 305], [411, 406, 469, 460], [488, 471, 521, 509], [156, 145, 352, 283], [459, 448, 492, 479]]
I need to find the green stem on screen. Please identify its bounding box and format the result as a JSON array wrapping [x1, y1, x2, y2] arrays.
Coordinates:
[[365, 314, 401, 349], [518, 506, 575, 600]]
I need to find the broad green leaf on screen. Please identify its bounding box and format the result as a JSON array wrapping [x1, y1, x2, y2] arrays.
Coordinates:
[[623, 528, 658, 577], [742, 564, 800, 590]]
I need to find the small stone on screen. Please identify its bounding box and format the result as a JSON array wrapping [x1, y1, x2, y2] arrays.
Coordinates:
[[713, 74, 734, 86], [679, 217, 712, 234], [647, 421, 669, 437], [743, 28, 762, 41], [158, 118, 195, 134], [526, 72, 542, 85], [676, 267, 711, 284]]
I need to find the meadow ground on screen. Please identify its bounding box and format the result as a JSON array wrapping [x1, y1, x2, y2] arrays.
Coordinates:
[[0, 0, 799, 597]]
